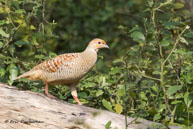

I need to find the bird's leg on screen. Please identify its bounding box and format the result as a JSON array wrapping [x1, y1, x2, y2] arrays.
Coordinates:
[[70, 86, 82, 105], [45, 82, 56, 99]]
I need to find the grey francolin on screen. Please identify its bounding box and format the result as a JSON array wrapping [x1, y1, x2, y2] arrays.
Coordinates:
[[15, 38, 109, 105]]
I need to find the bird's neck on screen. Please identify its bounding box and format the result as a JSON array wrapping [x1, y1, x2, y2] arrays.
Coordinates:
[[82, 47, 98, 63], [84, 46, 98, 54]]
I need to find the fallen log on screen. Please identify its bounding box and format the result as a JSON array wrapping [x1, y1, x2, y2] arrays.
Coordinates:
[[0, 83, 180, 129]]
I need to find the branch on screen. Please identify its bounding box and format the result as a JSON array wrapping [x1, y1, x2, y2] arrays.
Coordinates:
[[134, 71, 161, 81], [167, 59, 182, 84], [155, 0, 172, 11], [151, 0, 172, 58], [163, 25, 190, 65]]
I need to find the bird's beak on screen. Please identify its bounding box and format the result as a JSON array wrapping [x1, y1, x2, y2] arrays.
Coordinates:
[[104, 44, 109, 49]]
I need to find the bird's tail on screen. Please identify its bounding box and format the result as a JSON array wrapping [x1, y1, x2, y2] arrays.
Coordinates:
[[14, 70, 42, 81]]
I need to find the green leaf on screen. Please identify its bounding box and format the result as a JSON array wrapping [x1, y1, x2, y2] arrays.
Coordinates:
[[15, 9, 25, 14], [0, 20, 6, 26], [32, 36, 39, 46], [153, 113, 161, 121], [184, 92, 192, 109], [160, 39, 169, 46], [140, 92, 147, 100], [0, 28, 9, 38], [49, 52, 57, 57], [171, 100, 182, 105], [8, 45, 15, 56], [96, 90, 104, 97], [8, 64, 18, 85], [166, 85, 182, 96], [102, 99, 113, 112], [113, 58, 123, 64], [175, 49, 186, 54], [15, 40, 29, 47], [35, 54, 45, 59], [117, 25, 125, 30], [174, 3, 184, 9], [147, 0, 153, 7], [118, 88, 124, 97], [152, 71, 160, 75], [78, 92, 87, 98], [0, 41, 3, 48], [163, 21, 181, 29], [11, 0, 20, 9], [0, 68, 5, 77], [114, 104, 123, 114], [110, 67, 122, 75], [83, 82, 97, 88], [152, 84, 159, 92], [130, 31, 145, 42], [105, 121, 111, 129]]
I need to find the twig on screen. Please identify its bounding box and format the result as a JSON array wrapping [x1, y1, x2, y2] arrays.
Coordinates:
[[160, 61, 173, 114], [127, 117, 138, 126], [163, 26, 190, 65], [134, 71, 161, 81], [155, 0, 172, 11], [123, 57, 129, 129], [167, 59, 182, 84], [39, 0, 48, 34], [151, 0, 173, 119], [42, 0, 48, 24], [151, 0, 172, 58]]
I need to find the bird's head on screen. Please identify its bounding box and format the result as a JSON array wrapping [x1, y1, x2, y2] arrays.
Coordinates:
[[87, 38, 109, 52]]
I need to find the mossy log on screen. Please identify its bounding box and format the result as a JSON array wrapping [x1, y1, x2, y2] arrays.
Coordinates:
[[0, 83, 180, 129]]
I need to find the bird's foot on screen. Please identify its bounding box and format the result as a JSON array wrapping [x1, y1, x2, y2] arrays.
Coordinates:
[[46, 93, 56, 99], [72, 95, 82, 105]]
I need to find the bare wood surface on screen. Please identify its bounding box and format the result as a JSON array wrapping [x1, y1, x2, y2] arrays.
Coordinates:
[[0, 83, 180, 129]]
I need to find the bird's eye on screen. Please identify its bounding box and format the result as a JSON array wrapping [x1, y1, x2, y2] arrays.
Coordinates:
[[98, 42, 101, 44]]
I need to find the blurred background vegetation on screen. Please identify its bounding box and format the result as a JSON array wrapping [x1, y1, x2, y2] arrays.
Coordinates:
[[0, 0, 193, 128]]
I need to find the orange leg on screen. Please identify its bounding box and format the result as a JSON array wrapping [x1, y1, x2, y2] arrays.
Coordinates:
[[72, 95, 82, 105], [45, 82, 56, 99], [70, 85, 82, 105]]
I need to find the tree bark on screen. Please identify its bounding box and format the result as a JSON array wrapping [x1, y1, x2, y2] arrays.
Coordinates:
[[0, 83, 180, 129]]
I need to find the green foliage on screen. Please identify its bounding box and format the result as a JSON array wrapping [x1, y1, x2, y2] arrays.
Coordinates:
[[105, 121, 111, 129], [1, 0, 193, 128], [102, 99, 114, 112], [130, 31, 145, 43]]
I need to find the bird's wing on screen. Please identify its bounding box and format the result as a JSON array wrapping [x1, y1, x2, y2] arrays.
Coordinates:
[[32, 53, 79, 73]]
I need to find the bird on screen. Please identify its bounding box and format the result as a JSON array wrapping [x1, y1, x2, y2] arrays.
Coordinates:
[[15, 38, 109, 105]]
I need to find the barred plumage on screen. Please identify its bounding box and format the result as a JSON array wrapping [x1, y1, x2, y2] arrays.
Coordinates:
[[15, 38, 109, 105]]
